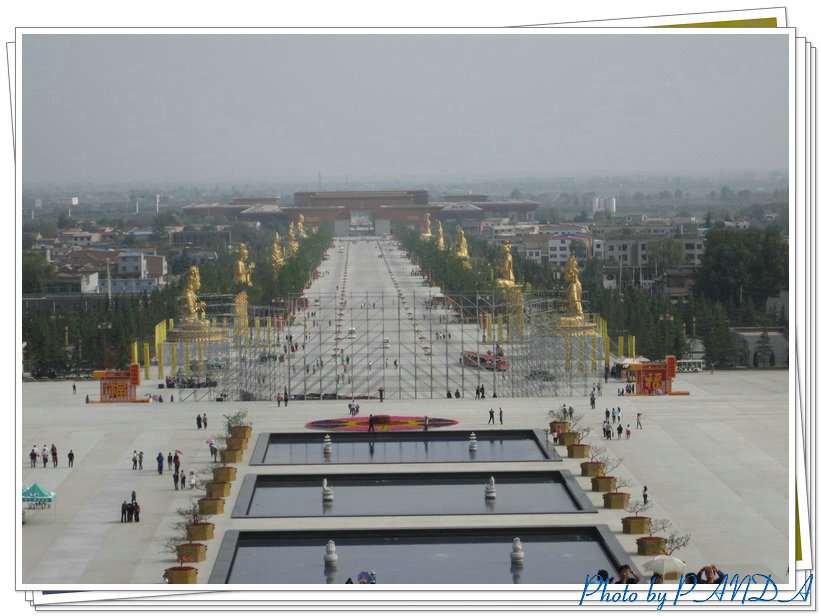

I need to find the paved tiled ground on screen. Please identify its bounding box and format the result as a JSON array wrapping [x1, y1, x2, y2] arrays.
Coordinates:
[[21, 367, 788, 585]]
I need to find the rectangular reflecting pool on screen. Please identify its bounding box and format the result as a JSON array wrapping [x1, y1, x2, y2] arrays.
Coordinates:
[[233, 470, 595, 517], [250, 430, 555, 465], [210, 526, 634, 584]]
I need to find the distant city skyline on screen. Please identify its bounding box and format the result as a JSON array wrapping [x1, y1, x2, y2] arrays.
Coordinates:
[[21, 31, 789, 185]]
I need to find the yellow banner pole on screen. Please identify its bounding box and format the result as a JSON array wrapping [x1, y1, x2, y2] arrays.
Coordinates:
[[618, 335, 624, 358], [592, 335, 598, 372], [198, 343, 204, 378], [577, 337, 584, 372], [143, 342, 150, 380], [131, 341, 138, 365], [170, 344, 177, 379], [565, 336, 571, 373]]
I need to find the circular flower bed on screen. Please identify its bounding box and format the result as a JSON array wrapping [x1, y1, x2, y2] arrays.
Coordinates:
[[305, 415, 458, 431]]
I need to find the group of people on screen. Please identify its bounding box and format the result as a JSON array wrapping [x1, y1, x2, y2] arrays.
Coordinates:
[[29, 444, 74, 468], [195, 413, 209, 430], [474, 384, 486, 399], [595, 563, 726, 585], [120, 492, 141, 523], [487, 408, 504, 424], [618, 384, 635, 396], [276, 391, 289, 407], [348, 400, 361, 416]]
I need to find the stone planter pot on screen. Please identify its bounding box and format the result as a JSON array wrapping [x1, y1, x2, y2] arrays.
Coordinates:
[[176, 543, 207, 563], [220, 449, 243, 464], [591, 476, 616, 492], [187, 522, 214, 541], [226, 437, 248, 451], [621, 516, 651, 535], [212, 467, 237, 483], [206, 481, 231, 498], [164, 566, 197, 584], [230, 425, 253, 440], [549, 420, 571, 434], [567, 443, 590, 458], [580, 461, 605, 477], [603, 492, 630, 509], [558, 432, 580, 446], [637, 536, 668, 556], [198, 497, 225, 516]]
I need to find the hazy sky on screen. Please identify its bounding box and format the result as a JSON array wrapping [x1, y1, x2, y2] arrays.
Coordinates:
[[21, 31, 789, 184]]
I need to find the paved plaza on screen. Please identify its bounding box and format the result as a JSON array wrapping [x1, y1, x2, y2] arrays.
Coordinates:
[[20, 237, 790, 585]]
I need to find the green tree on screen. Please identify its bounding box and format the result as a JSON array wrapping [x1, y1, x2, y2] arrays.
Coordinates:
[[22, 252, 56, 293]]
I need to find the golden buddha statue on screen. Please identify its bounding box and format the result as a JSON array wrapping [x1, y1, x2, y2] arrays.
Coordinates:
[[271, 232, 284, 266], [297, 214, 308, 239], [180, 266, 206, 321], [564, 255, 583, 317], [454, 226, 470, 267], [435, 220, 445, 250], [233, 242, 255, 286], [496, 241, 516, 287], [420, 213, 433, 238], [167, 265, 227, 342], [287, 222, 300, 255]]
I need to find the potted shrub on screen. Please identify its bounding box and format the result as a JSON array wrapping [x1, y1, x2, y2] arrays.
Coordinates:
[[198, 497, 225, 516], [621, 499, 652, 534], [566, 427, 592, 458], [603, 477, 632, 509], [174, 503, 215, 542], [591, 456, 623, 492], [205, 481, 231, 498], [176, 543, 207, 563], [220, 449, 243, 463], [659, 532, 692, 579], [212, 466, 237, 483], [164, 563, 197, 584], [226, 436, 248, 451], [225, 409, 253, 440], [580, 445, 607, 477], [636, 519, 670, 555]]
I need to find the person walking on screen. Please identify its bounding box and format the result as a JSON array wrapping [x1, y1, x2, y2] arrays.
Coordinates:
[[196, 414, 202, 429], [156, 452, 164, 475], [41, 446, 48, 468], [475, 386, 481, 400], [67, 449, 75, 468], [480, 385, 485, 399], [590, 393, 596, 409], [29, 448, 37, 468], [132, 451, 138, 470], [636, 412, 642, 429], [605, 409, 610, 423], [367, 414, 375, 432], [133, 502, 140, 522], [180, 471, 186, 490], [210, 443, 219, 462], [126, 500, 134, 522], [626, 425, 632, 439], [189, 471, 197, 490], [138, 451, 143, 470], [121, 500, 128, 523], [202, 414, 208, 429], [72, 383, 76, 394], [378, 387, 384, 403], [173, 470, 179, 490], [602, 420, 608, 438], [498, 407, 503, 424], [51, 444, 58, 467], [167, 452, 173, 469], [173, 454, 180, 474], [643, 486, 649, 505], [617, 424, 623, 439], [488, 408, 495, 424]]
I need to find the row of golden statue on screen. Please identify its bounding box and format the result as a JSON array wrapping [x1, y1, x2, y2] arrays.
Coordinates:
[[168, 215, 310, 343], [419, 213, 590, 331]]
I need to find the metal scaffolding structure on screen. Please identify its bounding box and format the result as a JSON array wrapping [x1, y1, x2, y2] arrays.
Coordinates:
[[159, 289, 606, 402]]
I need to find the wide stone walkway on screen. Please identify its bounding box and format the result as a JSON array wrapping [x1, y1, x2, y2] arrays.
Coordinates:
[[21, 367, 789, 585]]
